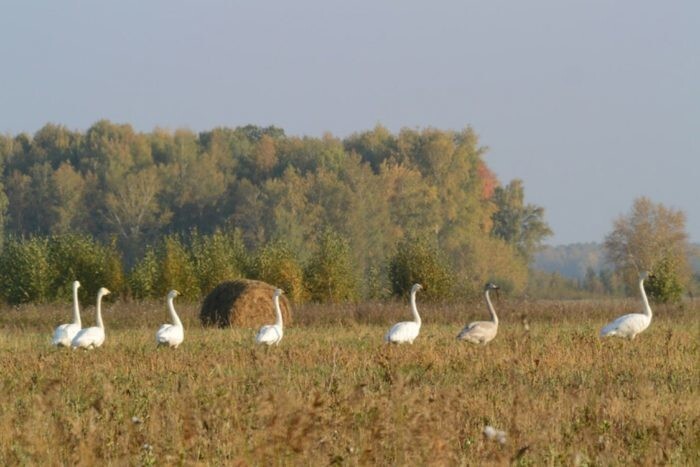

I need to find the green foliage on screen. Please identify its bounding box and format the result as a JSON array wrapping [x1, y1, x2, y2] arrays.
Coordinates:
[[0, 235, 123, 304], [491, 179, 552, 261], [50, 162, 87, 234], [343, 124, 397, 172], [457, 236, 529, 297], [646, 257, 685, 304], [104, 166, 170, 264], [47, 234, 124, 301], [191, 229, 249, 295], [365, 265, 391, 300], [158, 235, 200, 299], [304, 229, 358, 303], [128, 235, 200, 300], [251, 239, 306, 303], [128, 248, 160, 300], [0, 181, 8, 244], [389, 236, 455, 301], [0, 237, 54, 304], [0, 121, 552, 303], [104, 238, 127, 296], [582, 266, 605, 295], [605, 197, 691, 297]]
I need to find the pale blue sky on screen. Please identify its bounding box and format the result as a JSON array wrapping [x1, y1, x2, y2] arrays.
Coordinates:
[[1, 1, 697, 244]]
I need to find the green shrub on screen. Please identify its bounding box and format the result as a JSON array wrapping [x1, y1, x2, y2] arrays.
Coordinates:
[[0, 237, 55, 304], [191, 229, 249, 295], [128, 230, 248, 300], [251, 239, 306, 303], [389, 236, 454, 301], [646, 257, 685, 304], [47, 234, 125, 302], [304, 229, 358, 303], [128, 247, 160, 300], [457, 236, 529, 298], [159, 235, 200, 299], [103, 238, 126, 296], [365, 264, 392, 300]]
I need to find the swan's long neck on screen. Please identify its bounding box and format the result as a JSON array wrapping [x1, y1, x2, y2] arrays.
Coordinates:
[[96, 292, 105, 329], [273, 294, 283, 328], [410, 289, 421, 325], [639, 277, 652, 318], [168, 296, 182, 327], [485, 290, 498, 325], [72, 284, 81, 327]]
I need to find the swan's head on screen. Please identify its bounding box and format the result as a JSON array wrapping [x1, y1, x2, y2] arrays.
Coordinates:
[[639, 271, 650, 280], [274, 288, 284, 297], [485, 283, 500, 291], [411, 283, 423, 293], [73, 280, 81, 289], [168, 290, 180, 300], [98, 287, 111, 296]]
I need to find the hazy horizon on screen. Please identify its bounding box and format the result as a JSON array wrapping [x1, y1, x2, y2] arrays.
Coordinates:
[[1, 1, 697, 245]]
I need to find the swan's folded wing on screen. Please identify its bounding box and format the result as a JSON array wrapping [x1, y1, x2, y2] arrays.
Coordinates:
[[156, 324, 184, 346], [457, 321, 496, 343], [71, 329, 90, 347], [601, 313, 633, 336], [156, 323, 172, 339], [53, 324, 70, 345], [601, 313, 648, 337], [386, 321, 419, 343], [256, 325, 278, 344], [456, 322, 478, 338], [71, 327, 103, 348]]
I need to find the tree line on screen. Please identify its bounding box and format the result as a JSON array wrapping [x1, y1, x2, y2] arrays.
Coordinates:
[[533, 198, 697, 303], [0, 121, 553, 303]]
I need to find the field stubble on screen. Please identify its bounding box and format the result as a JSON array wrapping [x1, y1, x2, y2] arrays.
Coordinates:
[[0, 298, 698, 465]]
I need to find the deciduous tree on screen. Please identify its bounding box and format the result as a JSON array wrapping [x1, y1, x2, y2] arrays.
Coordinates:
[[604, 197, 690, 303], [304, 229, 358, 303], [491, 179, 552, 261]]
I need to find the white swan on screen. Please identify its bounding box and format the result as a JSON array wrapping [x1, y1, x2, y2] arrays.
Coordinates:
[[52, 280, 82, 347], [457, 283, 500, 344], [156, 290, 184, 348], [600, 271, 652, 339], [385, 283, 423, 344], [71, 287, 110, 350], [256, 289, 284, 345]]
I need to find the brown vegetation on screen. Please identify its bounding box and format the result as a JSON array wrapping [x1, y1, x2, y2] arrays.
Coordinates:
[[0, 298, 698, 465], [199, 279, 292, 328]]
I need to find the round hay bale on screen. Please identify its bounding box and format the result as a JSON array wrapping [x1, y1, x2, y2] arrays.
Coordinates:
[[199, 279, 293, 328]]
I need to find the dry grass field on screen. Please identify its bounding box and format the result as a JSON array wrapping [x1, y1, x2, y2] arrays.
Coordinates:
[[0, 297, 698, 465]]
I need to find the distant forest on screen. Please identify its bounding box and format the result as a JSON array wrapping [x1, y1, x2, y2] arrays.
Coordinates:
[[534, 243, 607, 280], [532, 243, 700, 299], [0, 121, 554, 300]]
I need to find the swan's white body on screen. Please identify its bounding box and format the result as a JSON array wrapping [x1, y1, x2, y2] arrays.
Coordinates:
[[71, 288, 110, 350], [256, 289, 284, 345], [52, 281, 82, 347], [385, 284, 423, 344], [601, 272, 652, 339], [457, 283, 500, 344], [156, 290, 184, 348]]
